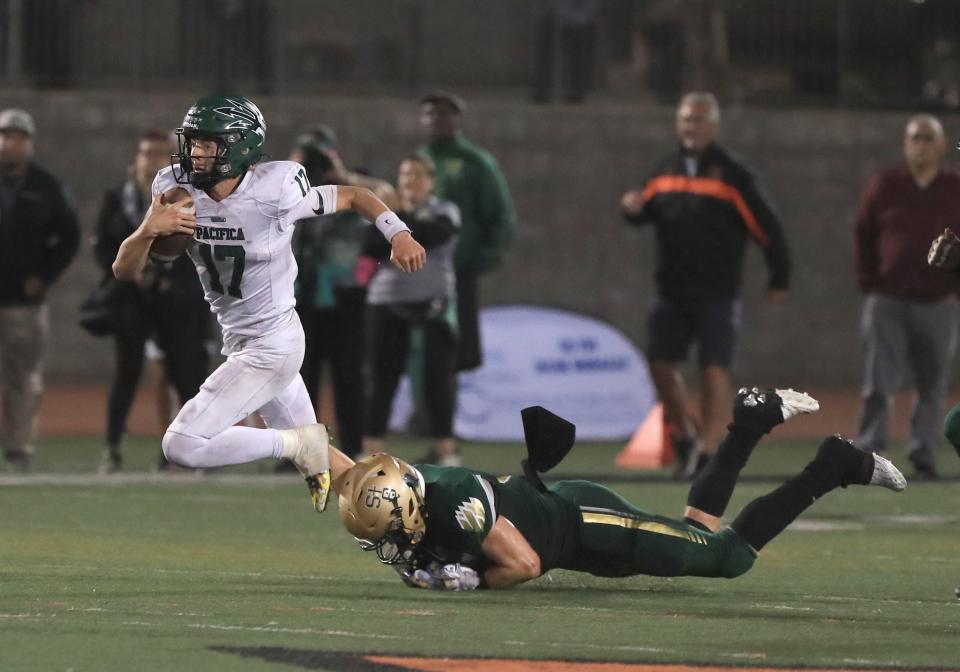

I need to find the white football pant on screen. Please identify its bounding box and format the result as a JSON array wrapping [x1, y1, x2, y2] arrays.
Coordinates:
[[162, 312, 316, 468]]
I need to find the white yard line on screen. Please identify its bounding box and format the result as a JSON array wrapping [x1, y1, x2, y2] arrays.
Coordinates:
[[26, 562, 395, 584], [6, 612, 920, 668], [749, 603, 814, 611], [0, 473, 299, 487], [187, 623, 411, 640]]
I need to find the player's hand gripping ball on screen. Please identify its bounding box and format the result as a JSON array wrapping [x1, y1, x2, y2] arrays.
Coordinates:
[[149, 187, 196, 263]]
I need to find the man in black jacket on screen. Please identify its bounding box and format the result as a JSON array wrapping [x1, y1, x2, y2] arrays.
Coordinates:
[[0, 108, 79, 471], [621, 92, 790, 478]]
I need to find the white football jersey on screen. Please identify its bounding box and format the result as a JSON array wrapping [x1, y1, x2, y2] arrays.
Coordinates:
[[152, 161, 338, 351]]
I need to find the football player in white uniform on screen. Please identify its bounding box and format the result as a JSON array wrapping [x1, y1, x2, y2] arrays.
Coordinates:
[[113, 95, 425, 512]]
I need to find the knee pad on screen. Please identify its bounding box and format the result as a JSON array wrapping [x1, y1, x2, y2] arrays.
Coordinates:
[[162, 430, 206, 468]]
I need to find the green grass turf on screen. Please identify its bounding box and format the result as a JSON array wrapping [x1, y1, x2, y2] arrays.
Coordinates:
[[1, 436, 959, 671]]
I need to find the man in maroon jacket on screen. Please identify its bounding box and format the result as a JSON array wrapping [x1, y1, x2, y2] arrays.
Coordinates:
[[854, 114, 960, 480]]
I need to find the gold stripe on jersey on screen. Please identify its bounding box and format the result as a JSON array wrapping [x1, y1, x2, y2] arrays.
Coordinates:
[[580, 511, 708, 545]]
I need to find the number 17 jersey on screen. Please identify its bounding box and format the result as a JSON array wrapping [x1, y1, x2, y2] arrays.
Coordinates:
[[152, 161, 337, 352]]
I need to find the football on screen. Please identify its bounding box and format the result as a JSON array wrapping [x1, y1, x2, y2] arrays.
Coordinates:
[[148, 187, 195, 263]]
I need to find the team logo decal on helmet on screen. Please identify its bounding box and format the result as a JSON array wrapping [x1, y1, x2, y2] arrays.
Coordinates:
[[172, 94, 266, 188], [212, 99, 266, 136]]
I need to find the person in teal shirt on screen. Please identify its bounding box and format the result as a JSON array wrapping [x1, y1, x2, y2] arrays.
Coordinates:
[[289, 128, 397, 458]]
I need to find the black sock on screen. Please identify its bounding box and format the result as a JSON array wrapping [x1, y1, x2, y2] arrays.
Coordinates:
[[671, 435, 697, 467], [731, 436, 874, 551], [686, 423, 765, 517]]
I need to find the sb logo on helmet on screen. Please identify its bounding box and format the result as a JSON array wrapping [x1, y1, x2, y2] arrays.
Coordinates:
[[364, 486, 398, 508]]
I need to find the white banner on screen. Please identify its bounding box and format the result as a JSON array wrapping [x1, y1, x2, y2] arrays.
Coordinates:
[[388, 305, 656, 441]]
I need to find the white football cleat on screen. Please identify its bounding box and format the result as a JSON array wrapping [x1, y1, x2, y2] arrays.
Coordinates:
[[869, 453, 907, 492], [280, 423, 333, 513], [734, 387, 819, 432], [773, 388, 820, 421], [288, 423, 330, 476]]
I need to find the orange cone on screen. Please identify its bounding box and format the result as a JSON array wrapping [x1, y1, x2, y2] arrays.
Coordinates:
[[616, 403, 674, 469]]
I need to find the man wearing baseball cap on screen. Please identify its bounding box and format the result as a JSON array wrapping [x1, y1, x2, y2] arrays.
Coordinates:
[[0, 108, 80, 471], [416, 92, 516, 464]]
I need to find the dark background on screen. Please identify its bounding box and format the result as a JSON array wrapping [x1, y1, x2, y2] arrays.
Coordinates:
[[2, 0, 958, 386]]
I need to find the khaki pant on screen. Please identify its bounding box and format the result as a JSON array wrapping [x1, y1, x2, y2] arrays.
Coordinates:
[[0, 304, 48, 460]]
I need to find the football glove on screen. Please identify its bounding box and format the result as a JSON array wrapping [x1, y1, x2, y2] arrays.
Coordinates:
[[395, 561, 480, 591], [928, 228, 960, 272]]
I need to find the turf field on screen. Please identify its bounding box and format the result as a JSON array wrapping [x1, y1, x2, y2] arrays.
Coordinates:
[[1, 436, 958, 672]]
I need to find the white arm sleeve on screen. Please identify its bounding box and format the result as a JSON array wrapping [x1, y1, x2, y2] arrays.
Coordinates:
[[276, 162, 338, 231], [278, 185, 338, 231]]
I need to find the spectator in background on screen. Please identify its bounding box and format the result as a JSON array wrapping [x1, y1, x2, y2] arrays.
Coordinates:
[[922, 37, 960, 110], [361, 156, 461, 466], [532, 0, 600, 104], [288, 127, 396, 459], [853, 114, 960, 481], [621, 92, 790, 479], [0, 108, 79, 471], [419, 91, 516, 375], [416, 92, 515, 461], [92, 130, 209, 473]]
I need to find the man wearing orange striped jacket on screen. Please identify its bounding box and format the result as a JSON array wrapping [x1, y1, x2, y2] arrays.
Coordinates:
[[621, 92, 791, 479]]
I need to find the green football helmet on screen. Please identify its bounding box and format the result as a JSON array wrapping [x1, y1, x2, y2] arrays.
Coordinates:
[[173, 94, 266, 188]]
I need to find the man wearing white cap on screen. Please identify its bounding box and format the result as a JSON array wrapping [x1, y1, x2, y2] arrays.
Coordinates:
[[0, 108, 80, 471]]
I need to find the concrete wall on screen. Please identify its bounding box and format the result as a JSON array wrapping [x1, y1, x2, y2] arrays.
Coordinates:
[[4, 89, 953, 385]]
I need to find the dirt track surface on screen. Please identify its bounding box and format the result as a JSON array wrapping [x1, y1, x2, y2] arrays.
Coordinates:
[[36, 385, 954, 441]]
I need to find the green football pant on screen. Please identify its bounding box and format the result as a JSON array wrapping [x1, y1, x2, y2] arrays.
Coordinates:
[[550, 480, 756, 579]]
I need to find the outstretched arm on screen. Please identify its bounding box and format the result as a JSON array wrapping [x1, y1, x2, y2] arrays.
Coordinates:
[[336, 186, 426, 273], [479, 517, 542, 589], [329, 442, 356, 496]]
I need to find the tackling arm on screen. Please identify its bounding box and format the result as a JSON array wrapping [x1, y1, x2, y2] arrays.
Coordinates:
[[479, 516, 542, 589], [329, 442, 357, 496], [395, 516, 540, 592]]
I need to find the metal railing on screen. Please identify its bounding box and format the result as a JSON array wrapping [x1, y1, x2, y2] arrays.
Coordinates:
[[1, 0, 958, 108]]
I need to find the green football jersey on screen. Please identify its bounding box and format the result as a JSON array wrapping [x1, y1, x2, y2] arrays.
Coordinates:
[[415, 465, 580, 571]]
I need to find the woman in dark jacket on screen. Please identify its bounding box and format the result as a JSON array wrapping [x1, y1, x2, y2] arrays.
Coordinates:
[[91, 131, 209, 472]]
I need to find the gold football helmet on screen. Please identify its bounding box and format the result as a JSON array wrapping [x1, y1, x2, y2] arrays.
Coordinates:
[[338, 453, 427, 564]]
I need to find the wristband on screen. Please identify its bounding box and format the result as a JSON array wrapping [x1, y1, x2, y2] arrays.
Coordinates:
[[374, 211, 411, 241]]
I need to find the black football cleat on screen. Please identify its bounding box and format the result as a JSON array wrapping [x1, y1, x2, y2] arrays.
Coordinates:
[[734, 387, 819, 433]]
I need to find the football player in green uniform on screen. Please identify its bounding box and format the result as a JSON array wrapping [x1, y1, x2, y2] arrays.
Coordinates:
[[330, 388, 906, 591]]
